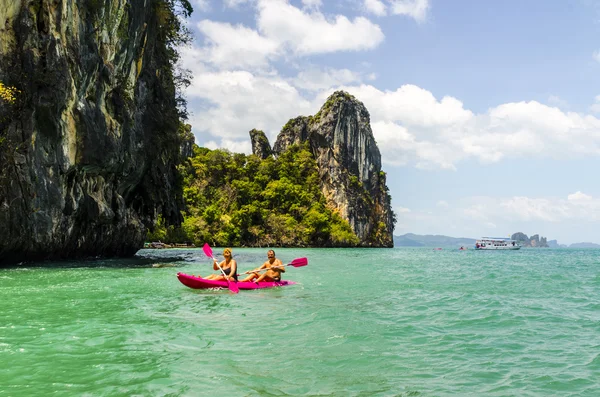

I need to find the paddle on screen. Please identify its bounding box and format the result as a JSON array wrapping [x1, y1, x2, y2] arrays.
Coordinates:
[[202, 243, 239, 294], [243, 257, 308, 274]]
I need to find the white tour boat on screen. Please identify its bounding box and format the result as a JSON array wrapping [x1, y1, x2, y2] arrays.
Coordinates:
[[475, 237, 521, 250]]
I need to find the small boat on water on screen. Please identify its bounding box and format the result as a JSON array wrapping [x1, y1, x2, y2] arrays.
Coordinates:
[[475, 237, 521, 250], [177, 273, 296, 290]]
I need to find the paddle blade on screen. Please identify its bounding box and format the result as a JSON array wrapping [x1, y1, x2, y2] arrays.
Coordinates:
[[228, 281, 239, 294], [288, 257, 308, 267], [202, 243, 213, 259]]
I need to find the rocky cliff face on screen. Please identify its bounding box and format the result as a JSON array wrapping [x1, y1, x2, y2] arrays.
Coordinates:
[[0, 0, 191, 264], [249, 129, 272, 160], [267, 91, 395, 247]]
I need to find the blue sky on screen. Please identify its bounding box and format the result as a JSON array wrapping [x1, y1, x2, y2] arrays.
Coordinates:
[[180, 0, 600, 244]]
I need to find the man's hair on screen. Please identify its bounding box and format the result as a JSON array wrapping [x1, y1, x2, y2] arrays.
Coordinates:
[[268, 249, 275, 256]]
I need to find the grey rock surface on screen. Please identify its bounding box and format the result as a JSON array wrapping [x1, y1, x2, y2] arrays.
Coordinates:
[[273, 91, 395, 247], [0, 0, 189, 264]]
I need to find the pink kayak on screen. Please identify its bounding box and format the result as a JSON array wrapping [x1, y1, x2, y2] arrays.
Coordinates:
[[177, 272, 296, 290]]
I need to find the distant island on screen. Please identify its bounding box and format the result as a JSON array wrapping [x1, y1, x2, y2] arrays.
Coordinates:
[[568, 242, 600, 248], [393, 233, 475, 247], [510, 233, 549, 248], [394, 233, 598, 248]]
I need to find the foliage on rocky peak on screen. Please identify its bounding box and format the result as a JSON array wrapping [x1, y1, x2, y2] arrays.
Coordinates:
[[148, 143, 360, 247]]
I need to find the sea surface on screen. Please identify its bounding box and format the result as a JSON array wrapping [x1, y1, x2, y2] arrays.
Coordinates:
[[1, 247, 600, 396]]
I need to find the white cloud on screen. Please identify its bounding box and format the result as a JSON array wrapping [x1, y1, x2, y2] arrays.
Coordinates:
[[257, 0, 384, 55], [568, 191, 592, 201], [461, 201, 491, 222], [389, 0, 430, 22], [196, 20, 279, 68], [185, 70, 314, 148], [593, 50, 600, 63], [315, 84, 474, 169], [293, 67, 363, 91], [321, 84, 473, 127], [460, 194, 600, 224], [499, 197, 568, 222], [181, 52, 600, 168], [396, 206, 411, 213], [178, 44, 210, 75], [364, 0, 387, 16], [309, 83, 600, 169], [192, 1, 384, 71], [436, 200, 449, 208], [369, 120, 460, 169], [180, 0, 387, 151], [204, 138, 253, 153]]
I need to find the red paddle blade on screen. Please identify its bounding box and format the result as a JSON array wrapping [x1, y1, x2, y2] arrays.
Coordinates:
[[228, 282, 239, 294], [288, 257, 308, 267], [202, 243, 213, 259]]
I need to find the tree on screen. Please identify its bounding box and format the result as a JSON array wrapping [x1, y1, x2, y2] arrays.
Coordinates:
[[149, 143, 360, 247]]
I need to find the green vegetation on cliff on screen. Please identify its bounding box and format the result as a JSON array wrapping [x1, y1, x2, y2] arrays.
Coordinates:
[[0, 82, 18, 104], [0, 81, 19, 147], [148, 144, 360, 247]]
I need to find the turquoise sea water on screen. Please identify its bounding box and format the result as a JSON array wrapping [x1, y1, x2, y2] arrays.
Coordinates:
[[1, 247, 600, 396]]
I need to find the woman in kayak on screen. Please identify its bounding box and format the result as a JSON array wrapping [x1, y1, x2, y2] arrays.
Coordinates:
[[203, 247, 238, 282], [240, 249, 285, 283]]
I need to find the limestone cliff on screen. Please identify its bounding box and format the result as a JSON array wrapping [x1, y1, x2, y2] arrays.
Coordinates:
[[0, 0, 192, 264], [249, 129, 272, 160], [268, 91, 395, 247], [511, 232, 549, 247]]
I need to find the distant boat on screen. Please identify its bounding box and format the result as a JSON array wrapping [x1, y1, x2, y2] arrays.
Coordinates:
[[475, 237, 521, 250]]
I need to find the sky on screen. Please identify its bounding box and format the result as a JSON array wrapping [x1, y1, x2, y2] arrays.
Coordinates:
[[178, 0, 600, 245]]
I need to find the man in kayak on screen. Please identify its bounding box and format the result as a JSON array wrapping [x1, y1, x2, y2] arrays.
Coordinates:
[[203, 247, 238, 282], [240, 250, 285, 283]]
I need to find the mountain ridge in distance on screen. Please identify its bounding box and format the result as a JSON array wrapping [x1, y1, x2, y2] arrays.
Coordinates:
[[394, 233, 597, 248], [394, 233, 476, 247]]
